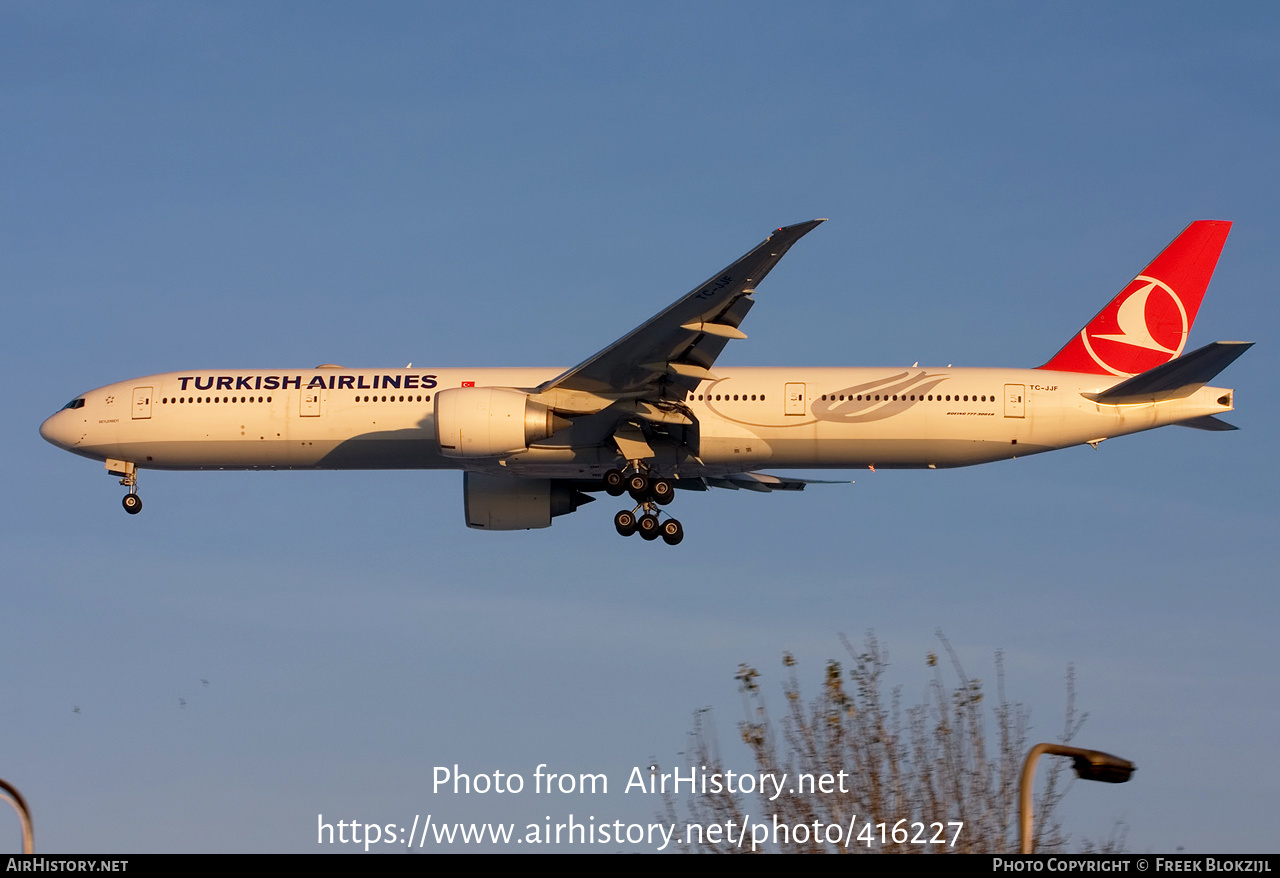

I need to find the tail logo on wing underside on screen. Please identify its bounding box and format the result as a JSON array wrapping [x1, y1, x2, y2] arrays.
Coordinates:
[[1079, 275, 1189, 377]]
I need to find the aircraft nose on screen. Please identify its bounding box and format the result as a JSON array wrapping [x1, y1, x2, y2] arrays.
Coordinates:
[[40, 410, 81, 449]]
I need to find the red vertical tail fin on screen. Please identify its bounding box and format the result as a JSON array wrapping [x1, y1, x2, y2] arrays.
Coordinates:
[[1039, 221, 1231, 376]]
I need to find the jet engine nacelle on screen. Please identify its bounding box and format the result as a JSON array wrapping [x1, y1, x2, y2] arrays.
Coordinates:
[[434, 387, 568, 458], [463, 472, 593, 530]]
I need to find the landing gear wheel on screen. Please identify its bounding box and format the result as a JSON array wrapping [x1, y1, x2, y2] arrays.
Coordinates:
[[604, 469, 627, 497], [660, 518, 683, 546], [651, 478, 675, 505], [122, 494, 142, 515], [638, 513, 660, 541], [627, 473, 651, 502], [614, 509, 638, 537]]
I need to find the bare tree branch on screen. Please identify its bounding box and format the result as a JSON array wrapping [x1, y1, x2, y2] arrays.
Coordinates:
[[666, 632, 1124, 854]]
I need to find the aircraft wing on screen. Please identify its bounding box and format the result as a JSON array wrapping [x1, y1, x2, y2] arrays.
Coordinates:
[[536, 220, 826, 398], [703, 472, 851, 493]]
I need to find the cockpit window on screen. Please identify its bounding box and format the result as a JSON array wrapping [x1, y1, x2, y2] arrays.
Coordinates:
[[63, 398, 85, 410]]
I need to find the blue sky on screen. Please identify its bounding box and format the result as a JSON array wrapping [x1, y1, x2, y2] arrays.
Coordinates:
[[4, 2, 1278, 852]]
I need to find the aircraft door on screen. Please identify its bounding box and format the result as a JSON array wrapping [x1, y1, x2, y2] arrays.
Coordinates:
[[1004, 384, 1025, 418], [784, 383, 807, 416], [301, 388, 323, 417], [131, 386, 153, 419]]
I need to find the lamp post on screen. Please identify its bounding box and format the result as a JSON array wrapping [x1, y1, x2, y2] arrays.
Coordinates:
[[0, 778, 33, 854], [1019, 744, 1134, 854]]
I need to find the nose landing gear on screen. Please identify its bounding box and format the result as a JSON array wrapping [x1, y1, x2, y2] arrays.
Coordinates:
[[107, 459, 142, 515]]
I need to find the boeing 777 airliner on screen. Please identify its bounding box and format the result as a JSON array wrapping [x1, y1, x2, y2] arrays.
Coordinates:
[[40, 220, 1249, 545]]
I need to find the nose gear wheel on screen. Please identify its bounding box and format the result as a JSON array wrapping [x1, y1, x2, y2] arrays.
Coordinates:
[[115, 463, 142, 515]]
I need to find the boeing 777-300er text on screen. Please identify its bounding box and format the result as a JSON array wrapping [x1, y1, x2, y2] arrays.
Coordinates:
[[41, 219, 1250, 545]]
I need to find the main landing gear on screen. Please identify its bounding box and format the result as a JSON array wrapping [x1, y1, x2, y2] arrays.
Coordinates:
[[605, 466, 682, 545]]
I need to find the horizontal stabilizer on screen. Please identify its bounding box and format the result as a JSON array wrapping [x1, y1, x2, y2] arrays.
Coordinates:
[[1176, 415, 1239, 432], [704, 472, 852, 492], [1084, 341, 1252, 405]]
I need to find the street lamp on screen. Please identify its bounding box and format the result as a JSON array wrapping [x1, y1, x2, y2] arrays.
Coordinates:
[[1019, 743, 1134, 854], [0, 778, 33, 854]]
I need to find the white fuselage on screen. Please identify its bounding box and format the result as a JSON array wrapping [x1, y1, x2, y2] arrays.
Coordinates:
[[39, 365, 1235, 478]]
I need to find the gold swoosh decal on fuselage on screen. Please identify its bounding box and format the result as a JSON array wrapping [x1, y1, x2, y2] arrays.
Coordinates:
[[703, 370, 950, 427]]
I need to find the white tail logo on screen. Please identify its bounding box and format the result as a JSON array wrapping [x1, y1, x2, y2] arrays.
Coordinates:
[[1081, 275, 1188, 376]]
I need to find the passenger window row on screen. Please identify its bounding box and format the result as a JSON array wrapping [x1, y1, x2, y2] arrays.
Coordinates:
[[163, 397, 272, 404], [159, 395, 434, 405], [819, 392, 995, 403], [354, 395, 430, 403]]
